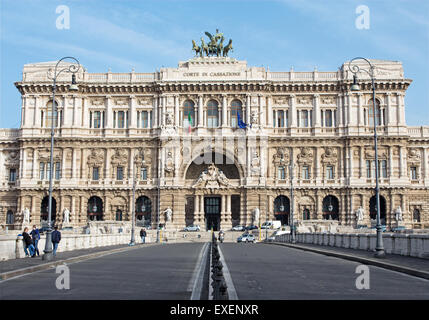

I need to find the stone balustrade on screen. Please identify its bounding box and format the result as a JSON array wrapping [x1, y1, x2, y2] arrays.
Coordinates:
[[275, 232, 429, 258]]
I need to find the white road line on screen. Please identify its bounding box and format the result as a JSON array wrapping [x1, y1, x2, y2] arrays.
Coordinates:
[[218, 244, 239, 300], [189, 242, 209, 300]]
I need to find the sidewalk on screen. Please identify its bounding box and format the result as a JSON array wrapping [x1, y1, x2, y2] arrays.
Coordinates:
[[0, 243, 153, 280], [268, 241, 429, 280]]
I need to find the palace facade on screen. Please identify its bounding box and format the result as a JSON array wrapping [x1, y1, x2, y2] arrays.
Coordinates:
[[1, 57, 428, 231]]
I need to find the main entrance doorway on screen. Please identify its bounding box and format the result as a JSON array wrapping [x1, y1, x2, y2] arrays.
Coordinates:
[[204, 197, 221, 231]]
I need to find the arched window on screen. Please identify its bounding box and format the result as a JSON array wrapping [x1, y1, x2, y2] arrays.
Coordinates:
[[368, 99, 382, 126], [41, 196, 57, 222], [183, 100, 195, 128], [207, 100, 219, 128], [136, 196, 152, 227], [6, 210, 14, 224], [230, 100, 243, 128], [274, 196, 290, 225], [322, 195, 339, 220], [88, 196, 103, 221], [369, 195, 386, 221], [413, 209, 421, 223]]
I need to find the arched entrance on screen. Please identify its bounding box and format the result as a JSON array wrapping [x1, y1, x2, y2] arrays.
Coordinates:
[[274, 195, 290, 225], [369, 195, 386, 224], [88, 196, 103, 221], [136, 196, 151, 227], [205, 196, 221, 231], [41, 196, 57, 223], [322, 195, 339, 220]]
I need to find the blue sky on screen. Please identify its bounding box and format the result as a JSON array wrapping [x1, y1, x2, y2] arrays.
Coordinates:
[[1, 0, 428, 128]]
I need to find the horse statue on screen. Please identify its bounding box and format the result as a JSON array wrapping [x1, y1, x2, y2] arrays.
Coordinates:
[[192, 40, 202, 57], [216, 36, 224, 57], [205, 31, 218, 56], [222, 39, 233, 57], [200, 37, 209, 56]]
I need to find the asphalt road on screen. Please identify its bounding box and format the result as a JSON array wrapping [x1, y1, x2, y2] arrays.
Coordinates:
[[1, 242, 428, 300], [220, 243, 429, 299], [0, 243, 204, 300]]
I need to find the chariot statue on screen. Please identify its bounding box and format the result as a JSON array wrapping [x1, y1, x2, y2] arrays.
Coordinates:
[[191, 29, 233, 57]]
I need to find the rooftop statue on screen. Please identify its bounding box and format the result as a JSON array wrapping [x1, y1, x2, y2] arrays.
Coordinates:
[[192, 29, 233, 57]]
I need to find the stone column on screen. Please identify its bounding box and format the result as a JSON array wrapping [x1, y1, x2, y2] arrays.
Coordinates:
[[222, 94, 227, 127], [267, 96, 273, 127], [82, 97, 89, 128], [194, 194, 199, 223], [314, 94, 321, 128], [337, 94, 343, 128], [424, 148, 429, 180], [399, 146, 406, 178], [290, 94, 297, 128], [61, 149, 66, 180], [258, 94, 264, 126], [246, 95, 251, 124], [130, 95, 136, 128], [32, 149, 37, 179], [221, 194, 226, 214], [162, 96, 166, 126], [106, 96, 113, 128], [227, 194, 231, 214], [199, 195, 204, 223], [397, 93, 406, 126], [174, 95, 179, 127], [359, 146, 364, 178], [358, 93, 364, 126], [34, 96, 40, 127], [198, 95, 203, 127], [153, 96, 158, 128]]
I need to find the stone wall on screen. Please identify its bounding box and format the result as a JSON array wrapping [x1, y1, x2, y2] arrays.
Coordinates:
[[274, 232, 429, 258]]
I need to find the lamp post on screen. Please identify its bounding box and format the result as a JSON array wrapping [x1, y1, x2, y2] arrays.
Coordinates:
[[43, 57, 80, 261], [348, 57, 385, 258], [129, 161, 136, 246], [289, 162, 296, 243]]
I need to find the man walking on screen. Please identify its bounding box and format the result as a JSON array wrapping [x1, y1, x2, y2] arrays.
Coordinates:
[[22, 227, 36, 257], [140, 228, 147, 244], [30, 225, 40, 256], [51, 226, 61, 256]]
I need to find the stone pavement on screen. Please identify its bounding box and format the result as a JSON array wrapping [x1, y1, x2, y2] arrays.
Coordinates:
[[0, 243, 150, 276], [269, 242, 429, 279]]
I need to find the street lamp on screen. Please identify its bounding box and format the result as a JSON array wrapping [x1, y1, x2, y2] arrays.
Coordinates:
[[43, 57, 80, 261], [348, 57, 385, 258], [129, 161, 136, 246], [289, 162, 296, 244]]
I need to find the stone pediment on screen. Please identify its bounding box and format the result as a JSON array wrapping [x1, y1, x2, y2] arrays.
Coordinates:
[[193, 164, 230, 188]]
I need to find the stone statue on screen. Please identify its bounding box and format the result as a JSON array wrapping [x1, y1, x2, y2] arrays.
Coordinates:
[[63, 208, 70, 223], [250, 111, 261, 125], [395, 206, 403, 221], [222, 39, 233, 57], [355, 206, 364, 221], [192, 39, 202, 57], [164, 207, 172, 222], [252, 208, 260, 226], [23, 207, 30, 224], [165, 111, 174, 126]]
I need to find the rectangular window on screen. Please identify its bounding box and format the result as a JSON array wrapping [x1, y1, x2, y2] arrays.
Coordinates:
[[272, 110, 276, 128], [301, 110, 309, 127], [55, 162, 61, 180], [141, 167, 147, 180], [326, 166, 334, 179], [277, 110, 285, 127], [381, 160, 387, 178], [285, 110, 289, 127], [302, 166, 310, 179], [47, 162, 51, 180], [9, 168, 17, 182], [141, 111, 149, 128], [325, 110, 333, 127], [113, 112, 116, 128], [410, 167, 417, 180], [93, 111, 101, 128], [366, 160, 371, 178], [117, 166, 124, 180], [39, 162, 45, 180], [93, 167, 99, 181], [118, 111, 125, 128], [278, 166, 286, 180]]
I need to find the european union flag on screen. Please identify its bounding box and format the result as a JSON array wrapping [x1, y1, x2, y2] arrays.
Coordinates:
[[237, 112, 248, 129]]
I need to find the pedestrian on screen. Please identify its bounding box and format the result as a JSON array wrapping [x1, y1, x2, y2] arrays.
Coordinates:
[[30, 225, 40, 256], [140, 228, 147, 244], [22, 227, 36, 258], [51, 226, 61, 256]]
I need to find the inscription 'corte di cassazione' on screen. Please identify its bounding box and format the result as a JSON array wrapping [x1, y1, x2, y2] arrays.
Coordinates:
[[183, 72, 241, 77]]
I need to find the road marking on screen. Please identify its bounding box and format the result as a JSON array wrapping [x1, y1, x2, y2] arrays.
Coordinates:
[[189, 242, 209, 300], [218, 244, 239, 300]]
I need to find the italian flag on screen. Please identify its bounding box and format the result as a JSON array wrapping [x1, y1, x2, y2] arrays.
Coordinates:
[[188, 112, 192, 133]]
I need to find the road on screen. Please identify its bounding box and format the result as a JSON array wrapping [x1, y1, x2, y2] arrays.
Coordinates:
[[220, 243, 429, 300], [1, 242, 428, 300], [0, 243, 205, 300]]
